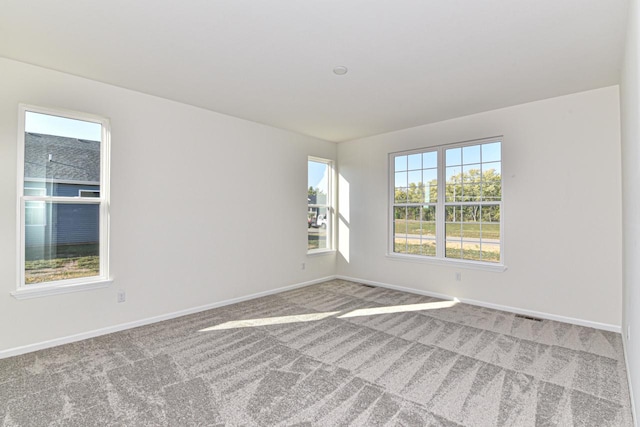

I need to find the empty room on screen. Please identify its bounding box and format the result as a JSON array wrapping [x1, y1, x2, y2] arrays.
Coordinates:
[[1, 0, 639, 426]]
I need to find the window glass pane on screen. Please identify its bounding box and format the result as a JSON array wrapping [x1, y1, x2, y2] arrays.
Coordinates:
[[463, 184, 481, 202], [426, 184, 438, 203], [25, 201, 46, 226], [445, 241, 462, 259], [463, 165, 481, 182], [407, 170, 421, 187], [407, 153, 421, 170], [462, 205, 480, 224], [308, 206, 329, 250], [423, 168, 437, 184], [24, 112, 101, 194], [423, 169, 437, 203], [482, 162, 501, 178], [25, 201, 100, 284], [308, 160, 329, 206], [445, 205, 462, 223], [407, 206, 420, 221], [446, 223, 461, 240], [461, 223, 481, 241], [481, 205, 500, 223], [407, 170, 423, 204], [395, 187, 408, 204], [407, 185, 424, 203], [395, 171, 407, 188], [446, 147, 462, 167], [482, 142, 501, 162], [420, 206, 436, 238], [462, 145, 481, 165], [446, 166, 461, 183], [420, 241, 436, 256], [307, 158, 332, 252], [461, 243, 482, 261], [422, 151, 437, 169], [481, 243, 501, 263], [315, 192, 328, 205], [393, 207, 408, 254], [445, 184, 462, 202], [395, 155, 407, 172], [481, 221, 500, 241], [24, 187, 46, 196]]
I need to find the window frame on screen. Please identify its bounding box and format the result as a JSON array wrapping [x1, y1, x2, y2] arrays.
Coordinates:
[[307, 156, 335, 255], [388, 137, 505, 271], [13, 104, 112, 299]]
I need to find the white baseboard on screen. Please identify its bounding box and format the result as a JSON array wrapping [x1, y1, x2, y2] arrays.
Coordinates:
[[0, 275, 336, 359], [1, 274, 622, 359], [336, 275, 622, 333]]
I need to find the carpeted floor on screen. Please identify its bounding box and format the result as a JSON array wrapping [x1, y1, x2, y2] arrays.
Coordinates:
[[0, 279, 634, 426]]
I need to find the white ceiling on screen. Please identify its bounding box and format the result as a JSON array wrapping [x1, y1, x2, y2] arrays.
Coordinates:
[[0, 0, 629, 142]]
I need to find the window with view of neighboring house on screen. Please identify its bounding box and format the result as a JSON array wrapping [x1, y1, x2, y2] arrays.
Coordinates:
[[390, 138, 503, 266], [16, 105, 110, 294], [308, 157, 333, 252]]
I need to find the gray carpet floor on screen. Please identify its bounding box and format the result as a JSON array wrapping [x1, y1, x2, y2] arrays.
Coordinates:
[[0, 279, 634, 426]]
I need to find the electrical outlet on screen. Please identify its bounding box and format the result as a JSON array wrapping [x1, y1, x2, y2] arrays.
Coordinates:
[[301, 262, 306, 270], [455, 272, 462, 281], [117, 290, 126, 303]]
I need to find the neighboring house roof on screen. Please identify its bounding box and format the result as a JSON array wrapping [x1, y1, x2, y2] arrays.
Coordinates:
[[24, 132, 100, 183]]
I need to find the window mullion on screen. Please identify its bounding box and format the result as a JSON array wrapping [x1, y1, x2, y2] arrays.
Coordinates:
[[436, 146, 445, 258]]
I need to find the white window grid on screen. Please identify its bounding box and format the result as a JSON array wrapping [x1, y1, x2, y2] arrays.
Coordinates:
[[389, 137, 503, 266]]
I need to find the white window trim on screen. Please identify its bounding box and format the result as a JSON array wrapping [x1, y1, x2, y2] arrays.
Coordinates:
[[388, 136, 505, 270], [307, 156, 335, 254], [14, 104, 112, 298]]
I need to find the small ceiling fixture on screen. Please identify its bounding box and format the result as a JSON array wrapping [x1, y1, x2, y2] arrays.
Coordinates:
[[333, 66, 348, 75]]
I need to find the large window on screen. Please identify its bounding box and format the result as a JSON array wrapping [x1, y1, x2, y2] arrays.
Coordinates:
[[391, 138, 502, 266], [16, 105, 110, 293], [308, 157, 333, 252]]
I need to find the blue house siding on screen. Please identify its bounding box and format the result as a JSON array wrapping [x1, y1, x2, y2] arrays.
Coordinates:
[[53, 183, 100, 198], [24, 182, 100, 248]]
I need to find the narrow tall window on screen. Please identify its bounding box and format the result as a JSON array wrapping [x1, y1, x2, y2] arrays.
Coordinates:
[[17, 105, 110, 289], [308, 158, 333, 252], [391, 138, 502, 266]]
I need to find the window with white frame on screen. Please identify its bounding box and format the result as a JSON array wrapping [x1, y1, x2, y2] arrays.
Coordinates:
[[17, 105, 110, 290], [391, 138, 502, 265], [308, 157, 333, 252]]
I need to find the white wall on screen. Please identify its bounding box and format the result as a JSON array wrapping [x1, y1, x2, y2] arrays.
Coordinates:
[[0, 58, 336, 353], [621, 0, 640, 420], [337, 86, 622, 327]]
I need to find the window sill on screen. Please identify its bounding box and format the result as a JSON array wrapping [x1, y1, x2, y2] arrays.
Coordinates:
[[11, 278, 113, 300], [307, 249, 336, 257], [386, 253, 507, 272]]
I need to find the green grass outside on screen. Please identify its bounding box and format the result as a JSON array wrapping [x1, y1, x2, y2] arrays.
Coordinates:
[[25, 255, 99, 284], [394, 220, 499, 239], [24, 243, 100, 284], [394, 241, 500, 263]]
